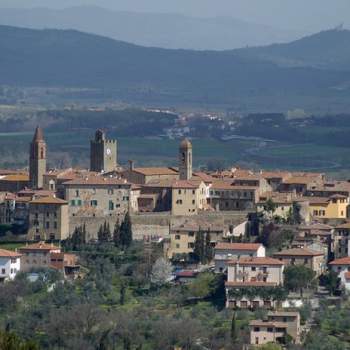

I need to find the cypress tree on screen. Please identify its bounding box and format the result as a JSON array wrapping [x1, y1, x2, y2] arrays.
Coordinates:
[[113, 220, 121, 247], [231, 311, 238, 344], [205, 230, 213, 263], [120, 212, 133, 248]]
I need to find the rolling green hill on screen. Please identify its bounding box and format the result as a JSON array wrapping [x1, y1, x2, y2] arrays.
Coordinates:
[[0, 25, 350, 105]]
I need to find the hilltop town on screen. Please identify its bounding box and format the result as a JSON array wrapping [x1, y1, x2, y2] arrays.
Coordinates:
[[0, 126, 349, 349]]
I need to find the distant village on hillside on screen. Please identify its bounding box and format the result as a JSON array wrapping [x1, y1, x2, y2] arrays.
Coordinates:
[[1, 126, 350, 348]]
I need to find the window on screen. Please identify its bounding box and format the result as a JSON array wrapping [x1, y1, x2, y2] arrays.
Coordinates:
[[254, 327, 260, 332], [70, 200, 76, 206], [75, 190, 79, 197], [54, 222, 57, 229], [109, 201, 114, 211], [50, 233, 55, 240], [1, 269, 5, 274], [189, 232, 194, 237], [188, 243, 194, 248], [251, 267, 256, 271], [267, 328, 273, 333], [77, 200, 82, 206], [90, 200, 98, 207], [178, 190, 182, 195], [304, 258, 308, 265], [192, 200, 195, 205], [54, 211, 57, 217], [176, 244, 180, 249], [175, 235, 181, 240], [108, 188, 114, 195], [46, 222, 50, 229], [192, 190, 195, 195], [35, 213, 38, 219], [46, 212, 50, 217]]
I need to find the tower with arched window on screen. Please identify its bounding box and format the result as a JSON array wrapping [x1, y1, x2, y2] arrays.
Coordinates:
[[29, 126, 47, 189], [179, 138, 192, 180]]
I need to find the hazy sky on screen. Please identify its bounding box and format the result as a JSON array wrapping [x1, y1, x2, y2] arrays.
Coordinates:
[[0, 0, 349, 31]]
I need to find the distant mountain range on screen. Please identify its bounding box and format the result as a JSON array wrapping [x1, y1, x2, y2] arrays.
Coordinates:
[[0, 6, 303, 50], [0, 25, 350, 108]]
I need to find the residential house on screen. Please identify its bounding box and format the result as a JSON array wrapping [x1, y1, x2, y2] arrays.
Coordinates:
[[329, 257, 350, 291], [18, 242, 61, 272], [122, 165, 179, 185], [27, 196, 69, 241], [333, 223, 350, 258], [273, 247, 325, 276], [0, 249, 21, 282], [0, 173, 29, 192], [225, 257, 284, 309], [250, 311, 300, 346], [250, 320, 289, 346], [304, 195, 349, 220], [171, 180, 206, 216], [209, 181, 259, 211], [214, 242, 266, 273], [63, 176, 131, 217], [167, 219, 224, 259]]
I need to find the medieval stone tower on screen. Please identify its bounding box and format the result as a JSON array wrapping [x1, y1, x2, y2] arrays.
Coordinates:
[[90, 129, 117, 173], [179, 138, 192, 180], [29, 126, 47, 189]]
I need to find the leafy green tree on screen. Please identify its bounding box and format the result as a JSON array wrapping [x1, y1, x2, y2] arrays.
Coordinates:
[[193, 230, 205, 263], [98, 221, 111, 243], [254, 343, 283, 350], [113, 220, 121, 247], [231, 311, 238, 344], [0, 330, 39, 350], [284, 265, 316, 297], [65, 225, 86, 250], [264, 198, 277, 216], [322, 270, 340, 295], [204, 230, 214, 264], [120, 212, 133, 248]]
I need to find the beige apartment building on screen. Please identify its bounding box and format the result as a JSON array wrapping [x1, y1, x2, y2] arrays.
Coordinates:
[[171, 180, 206, 216], [63, 176, 132, 217], [225, 257, 285, 309], [19, 242, 61, 272], [333, 222, 350, 258], [27, 196, 69, 241], [273, 247, 325, 275], [250, 311, 301, 346], [167, 219, 224, 259]]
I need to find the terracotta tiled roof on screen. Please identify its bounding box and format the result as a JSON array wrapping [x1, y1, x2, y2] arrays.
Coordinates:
[[273, 247, 324, 257], [30, 196, 67, 205], [250, 320, 288, 328], [63, 177, 130, 186], [0, 248, 21, 258], [215, 242, 262, 251], [19, 242, 60, 252], [172, 180, 201, 189], [329, 257, 350, 265], [225, 281, 277, 287], [192, 172, 214, 183], [228, 257, 284, 266], [267, 311, 299, 317], [299, 223, 334, 231], [283, 176, 317, 185], [0, 174, 29, 182], [335, 223, 350, 230], [302, 196, 329, 204], [132, 167, 178, 176]]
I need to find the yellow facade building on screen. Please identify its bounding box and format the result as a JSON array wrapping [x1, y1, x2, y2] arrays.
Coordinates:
[[306, 194, 349, 220]]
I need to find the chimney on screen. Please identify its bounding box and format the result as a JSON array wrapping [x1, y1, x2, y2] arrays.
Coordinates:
[[128, 160, 134, 171]]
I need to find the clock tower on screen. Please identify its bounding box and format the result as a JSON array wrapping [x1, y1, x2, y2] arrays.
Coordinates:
[[90, 129, 117, 173], [179, 138, 192, 180]]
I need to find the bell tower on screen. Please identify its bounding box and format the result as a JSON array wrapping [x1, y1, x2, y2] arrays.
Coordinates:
[[29, 126, 47, 189], [179, 138, 192, 180], [90, 129, 117, 173]]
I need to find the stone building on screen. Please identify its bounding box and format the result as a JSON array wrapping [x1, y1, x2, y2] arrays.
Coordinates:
[[225, 257, 285, 309], [171, 180, 207, 216], [27, 196, 69, 241], [273, 247, 325, 276], [123, 165, 179, 185], [90, 129, 117, 173], [63, 176, 131, 217], [18, 242, 61, 272], [29, 127, 47, 189], [179, 138, 192, 181]]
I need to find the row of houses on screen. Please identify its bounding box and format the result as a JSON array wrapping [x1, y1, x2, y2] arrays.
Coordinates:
[[0, 243, 79, 282]]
